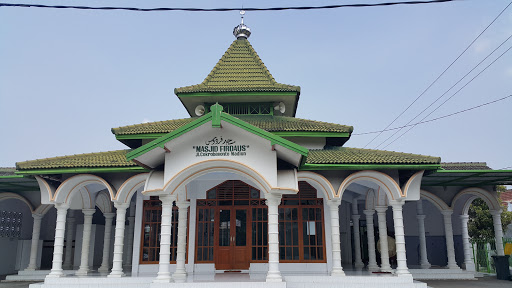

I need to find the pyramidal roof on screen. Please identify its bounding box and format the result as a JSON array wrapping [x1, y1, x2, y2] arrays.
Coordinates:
[[174, 38, 300, 94]]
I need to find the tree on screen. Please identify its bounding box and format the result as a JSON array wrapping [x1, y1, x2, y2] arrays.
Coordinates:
[[468, 185, 512, 241]]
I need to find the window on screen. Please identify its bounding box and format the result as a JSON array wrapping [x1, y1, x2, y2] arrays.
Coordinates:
[[206, 103, 273, 115], [140, 197, 187, 264], [0, 211, 22, 238]]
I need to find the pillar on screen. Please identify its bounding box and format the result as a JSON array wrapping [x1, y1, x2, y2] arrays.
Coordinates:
[[98, 212, 115, 273], [265, 193, 282, 282], [327, 200, 345, 276], [375, 206, 392, 272], [363, 209, 379, 271], [441, 210, 459, 269], [108, 202, 129, 278], [124, 215, 135, 268], [48, 203, 69, 278], [390, 201, 410, 276], [416, 201, 431, 269], [460, 214, 475, 271], [154, 195, 176, 283], [490, 209, 505, 256], [24, 213, 43, 271], [63, 212, 76, 270], [351, 199, 364, 269], [173, 201, 190, 280], [76, 208, 96, 276]]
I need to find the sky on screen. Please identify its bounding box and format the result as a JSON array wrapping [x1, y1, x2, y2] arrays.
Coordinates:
[[0, 0, 511, 171]]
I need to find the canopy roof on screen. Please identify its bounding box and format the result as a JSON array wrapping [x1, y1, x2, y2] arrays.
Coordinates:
[[422, 162, 512, 186]]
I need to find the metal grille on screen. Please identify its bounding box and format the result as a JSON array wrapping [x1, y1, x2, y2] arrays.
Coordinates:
[[0, 211, 23, 238]]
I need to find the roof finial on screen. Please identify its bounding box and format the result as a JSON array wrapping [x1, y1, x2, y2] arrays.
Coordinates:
[[233, 10, 251, 39]]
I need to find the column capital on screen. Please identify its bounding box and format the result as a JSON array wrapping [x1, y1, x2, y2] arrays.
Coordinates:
[[103, 212, 116, 219], [459, 214, 469, 221], [375, 206, 388, 213], [489, 209, 503, 216], [416, 214, 426, 220], [82, 208, 96, 216], [351, 214, 361, 221], [176, 200, 191, 209], [31, 213, 44, 220], [159, 195, 176, 205], [55, 203, 70, 211], [264, 193, 282, 206], [363, 209, 375, 216], [114, 202, 130, 210], [441, 209, 453, 217], [326, 200, 341, 208], [388, 200, 404, 208]]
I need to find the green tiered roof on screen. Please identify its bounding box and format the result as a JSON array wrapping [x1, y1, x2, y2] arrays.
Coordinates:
[[307, 147, 441, 165], [16, 150, 138, 171], [174, 39, 300, 94], [112, 115, 353, 136]]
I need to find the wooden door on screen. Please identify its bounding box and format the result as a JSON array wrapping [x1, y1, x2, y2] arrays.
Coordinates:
[[215, 207, 249, 270]]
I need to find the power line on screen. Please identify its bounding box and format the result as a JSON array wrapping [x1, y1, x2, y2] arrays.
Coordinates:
[[373, 31, 512, 147], [353, 95, 512, 135], [364, 0, 512, 148], [381, 44, 512, 149], [0, 0, 459, 12]]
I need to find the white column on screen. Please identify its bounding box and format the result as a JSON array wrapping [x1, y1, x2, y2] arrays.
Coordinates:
[[460, 214, 475, 272], [63, 212, 76, 270], [24, 213, 43, 271], [124, 216, 135, 268], [265, 193, 282, 282], [363, 209, 379, 271], [416, 201, 431, 269], [351, 199, 364, 269], [490, 209, 505, 256], [173, 201, 190, 280], [76, 208, 96, 276], [390, 201, 410, 276], [154, 195, 176, 283], [441, 210, 459, 269], [48, 203, 69, 278], [108, 202, 129, 278], [375, 206, 392, 272], [327, 200, 345, 276], [98, 212, 115, 273]]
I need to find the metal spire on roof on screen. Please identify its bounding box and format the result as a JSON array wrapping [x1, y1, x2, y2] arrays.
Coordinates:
[[233, 10, 251, 39]]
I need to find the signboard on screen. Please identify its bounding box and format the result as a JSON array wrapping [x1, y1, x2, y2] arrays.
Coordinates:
[[193, 136, 249, 157]]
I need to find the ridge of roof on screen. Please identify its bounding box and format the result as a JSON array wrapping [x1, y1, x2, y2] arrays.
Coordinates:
[[306, 147, 441, 165], [112, 115, 353, 136], [174, 39, 300, 94]]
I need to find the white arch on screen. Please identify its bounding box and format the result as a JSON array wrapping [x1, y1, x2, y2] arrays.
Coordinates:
[[96, 190, 113, 214], [53, 174, 116, 205], [151, 159, 274, 197], [0, 192, 34, 213], [402, 170, 424, 200], [297, 171, 335, 200], [114, 173, 148, 203], [34, 176, 56, 205], [337, 170, 402, 201], [452, 187, 501, 215], [34, 204, 53, 216], [420, 190, 450, 211]]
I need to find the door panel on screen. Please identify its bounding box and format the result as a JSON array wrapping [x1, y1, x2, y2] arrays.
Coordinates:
[[216, 209, 232, 270], [233, 209, 249, 269]]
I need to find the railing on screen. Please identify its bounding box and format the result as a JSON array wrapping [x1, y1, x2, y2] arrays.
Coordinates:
[[471, 238, 512, 273]]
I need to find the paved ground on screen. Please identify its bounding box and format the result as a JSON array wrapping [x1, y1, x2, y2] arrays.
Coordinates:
[[0, 277, 511, 288]]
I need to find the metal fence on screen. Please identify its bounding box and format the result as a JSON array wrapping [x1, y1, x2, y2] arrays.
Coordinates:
[[471, 238, 512, 273]]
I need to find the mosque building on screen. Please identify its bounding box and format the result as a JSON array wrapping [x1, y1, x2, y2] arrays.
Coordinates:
[[1, 16, 511, 288]]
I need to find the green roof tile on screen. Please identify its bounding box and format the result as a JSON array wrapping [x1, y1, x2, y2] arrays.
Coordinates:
[[112, 115, 353, 135], [16, 150, 137, 170], [306, 147, 440, 165], [440, 162, 491, 170], [174, 39, 300, 94]]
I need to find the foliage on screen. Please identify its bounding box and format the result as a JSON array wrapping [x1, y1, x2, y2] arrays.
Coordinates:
[[468, 185, 512, 241]]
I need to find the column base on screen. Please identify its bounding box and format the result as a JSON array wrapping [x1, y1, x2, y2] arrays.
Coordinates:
[[354, 262, 364, 269], [75, 269, 90, 276], [266, 272, 282, 282], [62, 265, 73, 270], [367, 264, 380, 272], [97, 266, 110, 273], [463, 262, 475, 272], [330, 267, 345, 276], [47, 270, 64, 278], [153, 277, 172, 283], [394, 269, 411, 276], [107, 271, 125, 278], [420, 263, 432, 269], [380, 266, 393, 273], [172, 272, 187, 283], [446, 264, 461, 270], [23, 268, 37, 272]]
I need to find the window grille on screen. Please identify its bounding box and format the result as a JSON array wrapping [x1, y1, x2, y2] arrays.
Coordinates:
[[206, 103, 273, 115], [0, 211, 23, 238]]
